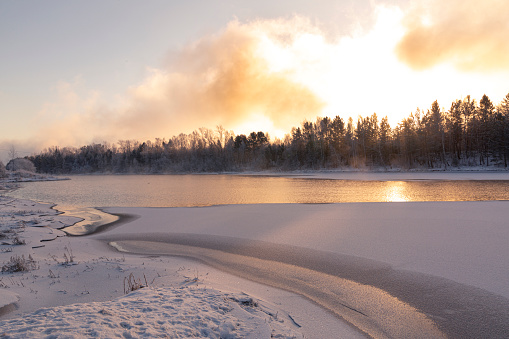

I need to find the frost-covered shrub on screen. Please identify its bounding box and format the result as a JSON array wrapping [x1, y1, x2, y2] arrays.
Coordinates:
[[6, 158, 36, 173]]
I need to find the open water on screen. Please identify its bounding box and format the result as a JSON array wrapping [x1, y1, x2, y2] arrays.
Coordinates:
[[5, 174, 509, 207]]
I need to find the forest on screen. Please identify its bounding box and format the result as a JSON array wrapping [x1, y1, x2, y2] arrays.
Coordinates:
[[29, 93, 509, 174]]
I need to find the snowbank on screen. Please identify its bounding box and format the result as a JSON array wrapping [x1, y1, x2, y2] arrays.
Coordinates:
[[0, 286, 303, 338], [0, 291, 18, 310]]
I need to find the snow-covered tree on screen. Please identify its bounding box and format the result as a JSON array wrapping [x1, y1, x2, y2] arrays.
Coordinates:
[[6, 158, 36, 173]]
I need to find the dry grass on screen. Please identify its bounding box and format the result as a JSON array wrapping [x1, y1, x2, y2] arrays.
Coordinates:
[[1, 254, 38, 273], [50, 245, 76, 266], [62, 246, 75, 265], [11, 235, 26, 246], [123, 273, 148, 294]]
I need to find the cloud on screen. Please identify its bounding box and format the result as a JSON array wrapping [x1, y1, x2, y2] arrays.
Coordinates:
[[395, 0, 509, 71], [123, 18, 325, 136], [32, 18, 325, 150], [33, 78, 114, 148]]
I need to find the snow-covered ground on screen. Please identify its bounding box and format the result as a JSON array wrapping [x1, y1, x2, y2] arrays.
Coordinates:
[[0, 197, 362, 338], [94, 202, 509, 338], [1, 171, 509, 338], [1, 285, 305, 338]]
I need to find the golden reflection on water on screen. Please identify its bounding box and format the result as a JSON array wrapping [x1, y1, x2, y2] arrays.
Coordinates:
[[6, 175, 509, 207], [383, 181, 410, 202]]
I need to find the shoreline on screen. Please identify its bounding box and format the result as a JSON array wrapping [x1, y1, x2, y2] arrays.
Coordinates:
[[4, 167, 509, 181], [62, 210, 138, 236]]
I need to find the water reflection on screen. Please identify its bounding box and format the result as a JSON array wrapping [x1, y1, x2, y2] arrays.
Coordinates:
[[383, 181, 409, 202], [5, 175, 509, 207]]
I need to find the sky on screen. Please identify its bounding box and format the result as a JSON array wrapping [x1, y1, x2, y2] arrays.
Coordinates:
[[1, 0, 508, 161]]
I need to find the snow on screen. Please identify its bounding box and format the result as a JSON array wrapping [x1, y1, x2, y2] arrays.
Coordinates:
[[94, 201, 509, 338], [88, 201, 509, 299], [1, 171, 509, 338], [0, 290, 18, 309], [0, 287, 303, 338], [0, 195, 361, 338]]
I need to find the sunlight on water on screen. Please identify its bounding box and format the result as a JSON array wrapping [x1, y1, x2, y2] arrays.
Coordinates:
[[383, 181, 409, 202], [5, 175, 509, 207]]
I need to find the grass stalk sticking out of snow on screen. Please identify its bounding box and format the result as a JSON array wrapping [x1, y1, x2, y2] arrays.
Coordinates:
[[123, 273, 148, 294]]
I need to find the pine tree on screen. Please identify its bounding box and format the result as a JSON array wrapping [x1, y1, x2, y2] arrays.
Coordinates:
[[448, 100, 463, 162], [479, 94, 495, 165]]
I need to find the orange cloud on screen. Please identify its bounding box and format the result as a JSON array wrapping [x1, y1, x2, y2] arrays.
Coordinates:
[[395, 0, 509, 71], [33, 19, 325, 149], [122, 19, 324, 136]]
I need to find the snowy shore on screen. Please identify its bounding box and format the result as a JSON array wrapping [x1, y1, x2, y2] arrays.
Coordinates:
[[1, 171, 509, 338], [0, 197, 361, 338]]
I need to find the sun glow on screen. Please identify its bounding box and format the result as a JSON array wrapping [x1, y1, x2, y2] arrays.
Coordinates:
[[384, 181, 409, 202], [232, 112, 287, 140], [249, 7, 413, 127], [246, 7, 411, 127], [250, 5, 509, 130]]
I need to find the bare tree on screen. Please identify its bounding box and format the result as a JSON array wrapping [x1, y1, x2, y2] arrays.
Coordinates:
[[8, 145, 18, 161]]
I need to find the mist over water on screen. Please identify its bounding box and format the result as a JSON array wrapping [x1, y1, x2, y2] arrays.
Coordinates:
[[6, 175, 509, 208]]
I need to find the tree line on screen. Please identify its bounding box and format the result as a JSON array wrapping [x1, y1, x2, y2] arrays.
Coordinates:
[[29, 93, 509, 174]]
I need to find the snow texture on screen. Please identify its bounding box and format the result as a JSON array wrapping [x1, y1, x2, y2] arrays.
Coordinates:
[[0, 195, 336, 338], [0, 286, 302, 338]]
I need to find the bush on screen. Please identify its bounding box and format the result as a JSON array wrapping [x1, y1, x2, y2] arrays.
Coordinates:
[[6, 158, 36, 173]]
